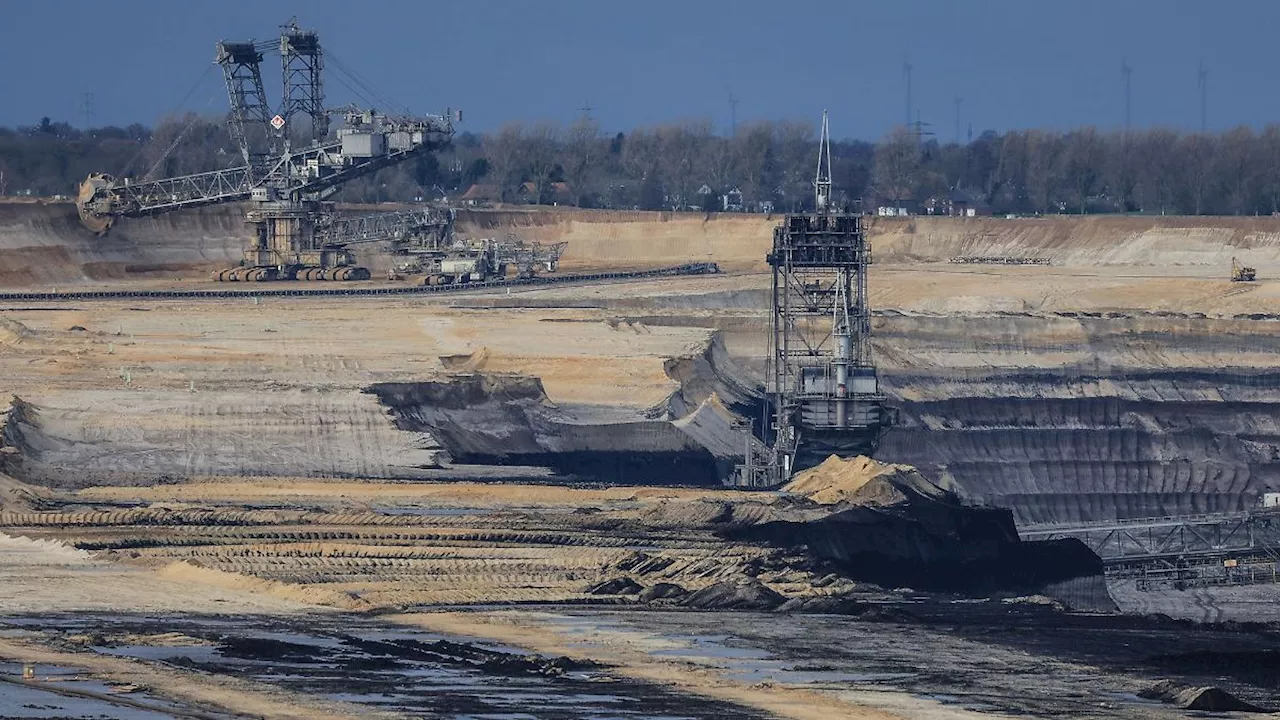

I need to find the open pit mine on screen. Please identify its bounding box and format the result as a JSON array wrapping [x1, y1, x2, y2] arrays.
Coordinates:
[[1, 35, 1279, 714], [6, 194, 1280, 718]]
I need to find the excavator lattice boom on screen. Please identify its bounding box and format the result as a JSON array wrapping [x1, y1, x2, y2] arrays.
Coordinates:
[[75, 19, 455, 282]]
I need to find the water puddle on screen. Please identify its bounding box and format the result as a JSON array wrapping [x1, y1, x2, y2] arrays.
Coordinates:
[[2, 614, 767, 719], [0, 661, 202, 719]]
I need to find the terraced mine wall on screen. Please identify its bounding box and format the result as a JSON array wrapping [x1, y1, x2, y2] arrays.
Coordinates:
[[0, 202, 777, 287], [8, 202, 1280, 524], [367, 338, 764, 486], [867, 214, 1280, 266], [632, 304, 1280, 526], [879, 368, 1280, 526], [870, 312, 1280, 526], [0, 201, 244, 287], [367, 375, 729, 485], [10, 201, 1280, 286]]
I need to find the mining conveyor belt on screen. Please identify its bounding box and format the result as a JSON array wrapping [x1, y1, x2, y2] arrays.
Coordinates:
[[0, 263, 720, 302], [1022, 509, 1280, 589]]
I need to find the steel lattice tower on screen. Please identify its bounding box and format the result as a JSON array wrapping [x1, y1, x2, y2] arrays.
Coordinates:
[[766, 111, 890, 474], [215, 40, 274, 174], [280, 19, 327, 147]]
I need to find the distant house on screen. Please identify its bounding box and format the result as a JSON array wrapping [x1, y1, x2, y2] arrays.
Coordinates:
[[460, 184, 502, 206], [948, 188, 989, 217], [549, 182, 574, 205], [722, 187, 744, 212], [877, 195, 920, 216], [517, 181, 575, 206], [923, 189, 990, 217]]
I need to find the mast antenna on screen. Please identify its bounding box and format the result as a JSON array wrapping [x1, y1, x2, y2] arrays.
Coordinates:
[[815, 109, 833, 212]]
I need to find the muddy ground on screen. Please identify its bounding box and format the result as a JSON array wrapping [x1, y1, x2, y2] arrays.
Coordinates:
[[5, 599, 1280, 719]]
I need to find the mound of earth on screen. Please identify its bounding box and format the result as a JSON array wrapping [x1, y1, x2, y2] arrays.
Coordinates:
[[731, 457, 1115, 610], [784, 454, 962, 506], [680, 577, 785, 611], [639, 582, 688, 602], [438, 346, 491, 372], [586, 576, 644, 596], [1139, 680, 1265, 712], [0, 472, 55, 511]]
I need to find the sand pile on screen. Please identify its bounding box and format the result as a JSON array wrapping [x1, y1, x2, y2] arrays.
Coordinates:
[[156, 561, 371, 611], [783, 455, 961, 506], [438, 346, 491, 372], [0, 531, 92, 563], [0, 318, 32, 346], [0, 472, 55, 512]]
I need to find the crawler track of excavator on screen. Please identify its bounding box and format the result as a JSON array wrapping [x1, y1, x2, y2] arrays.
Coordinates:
[[214, 267, 374, 282], [0, 263, 721, 302]]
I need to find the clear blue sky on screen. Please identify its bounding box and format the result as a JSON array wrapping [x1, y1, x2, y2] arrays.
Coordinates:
[[2, 0, 1277, 139]]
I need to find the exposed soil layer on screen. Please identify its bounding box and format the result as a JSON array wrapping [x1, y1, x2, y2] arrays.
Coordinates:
[[366, 375, 728, 485], [16, 202, 1280, 288], [872, 312, 1280, 524], [366, 334, 762, 486]]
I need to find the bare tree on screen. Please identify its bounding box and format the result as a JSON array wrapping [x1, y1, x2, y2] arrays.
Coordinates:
[[620, 129, 663, 209], [872, 126, 920, 207], [1178, 133, 1217, 215], [525, 122, 562, 204], [1258, 125, 1280, 214], [1133, 128, 1180, 214], [657, 120, 713, 210], [1105, 130, 1138, 212], [734, 121, 776, 208], [563, 115, 602, 206], [483, 123, 526, 202], [1061, 127, 1102, 213], [704, 136, 739, 201], [1215, 126, 1259, 215], [774, 119, 816, 211]]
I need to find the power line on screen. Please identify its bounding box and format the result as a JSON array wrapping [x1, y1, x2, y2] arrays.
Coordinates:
[[81, 92, 96, 129], [909, 110, 933, 146], [118, 63, 216, 179], [326, 50, 413, 117]]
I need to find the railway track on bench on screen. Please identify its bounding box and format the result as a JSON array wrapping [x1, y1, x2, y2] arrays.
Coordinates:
[[0, 262, 720, 302]]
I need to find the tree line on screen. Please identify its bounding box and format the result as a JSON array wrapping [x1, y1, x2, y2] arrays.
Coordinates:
[[5, 113, 1280, 217]]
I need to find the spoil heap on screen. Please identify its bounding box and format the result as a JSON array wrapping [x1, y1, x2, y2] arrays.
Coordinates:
[[732, 455, 1114, 609], [782, 454, 965, 506]]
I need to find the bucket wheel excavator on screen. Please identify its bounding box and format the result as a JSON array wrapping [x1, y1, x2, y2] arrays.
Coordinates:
[[75, 19, 455, 281]]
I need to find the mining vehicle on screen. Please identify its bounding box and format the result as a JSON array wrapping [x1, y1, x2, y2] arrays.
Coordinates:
[[1232, 257, 1257, 282], [389, 229, 568, 286], [75, 20, 454, 282]]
